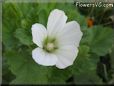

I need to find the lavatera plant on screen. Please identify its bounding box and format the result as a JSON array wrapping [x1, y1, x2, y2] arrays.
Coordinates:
[[31, 9, 83, 69]]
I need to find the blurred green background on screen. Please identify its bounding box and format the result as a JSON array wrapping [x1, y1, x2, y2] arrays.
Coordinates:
[[2, 1, 114, 85]]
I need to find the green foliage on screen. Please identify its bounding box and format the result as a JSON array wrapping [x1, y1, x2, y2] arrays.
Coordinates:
[[72, 45, 102, 84], [14, 28, 33, 45], [2, 2, 114, 85], [90, 26, 114, 56], [4, 51, 49, 84], [81, 26, 114, 56], [110, 45, 114, 74]]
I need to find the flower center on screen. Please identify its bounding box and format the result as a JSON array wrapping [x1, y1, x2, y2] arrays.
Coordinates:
[[43, 37, 58, 53], [46, 43, 54, 51]]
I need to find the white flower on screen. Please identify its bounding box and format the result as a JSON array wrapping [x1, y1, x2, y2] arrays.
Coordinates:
[[31, 9, 83, 69]]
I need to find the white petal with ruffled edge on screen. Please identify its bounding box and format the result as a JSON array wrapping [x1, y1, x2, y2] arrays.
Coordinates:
[[47, 9, 67, 37], [55, 45, 78, 69], [57, 21, 83, 47], [31, 23, 47, 48], [32, 48, 57, 66]]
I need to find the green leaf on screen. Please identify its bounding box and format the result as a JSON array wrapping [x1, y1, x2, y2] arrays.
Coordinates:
[[90, 26, 114, 56], [48, 67, 72, 84], [81, 26, 114, 56], [71, 45, 102, 84], [2, 26, 17, 50], [4, 51, 49, 84], [38, 9, 48, 27], [14, 28, 33, 46], [72, 45, 92, 73]]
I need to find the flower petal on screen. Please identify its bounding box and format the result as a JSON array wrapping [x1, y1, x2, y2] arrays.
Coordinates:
[[31, 23, 47, 48], [47, 9, 67, 36], [57, 21, 83, 47], [55, 45, 78, 69], [32, 48, 57, 66]]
